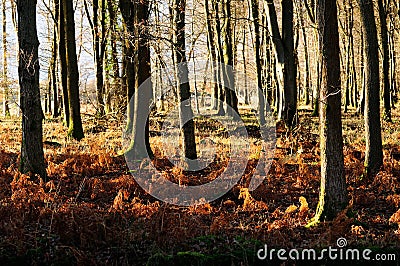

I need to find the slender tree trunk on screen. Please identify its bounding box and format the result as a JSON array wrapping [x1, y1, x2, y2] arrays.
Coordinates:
[[266, 0, 285, 120], [173, 0, 197, 161], [52, 0, 60, 118], [47, 28, 57, 116], [344, 0, 351, 113], [221, 0, 238, 115], [242, 27, 249, 105], [213, 0, 225, 115], [282, 0, 297, 127], [309, 0, 347, 224], [357, 30, 366, 114], [205, 0, 219, 111], [311, 29, 320, 117], [358, 0, 383, 178], [299, 1, 311, 106], [58, 0, 69, 126], [2, 0, 10, 117], [250, 0, 265, 124], [378, 0, 391, 122], [18, 0, 46, 179], [123, 26, 135, 134], [93, 0, 106, 116], [63, 0, 84, 140], [266, 0, 297, 126], [350, 1, 357, 109], [388, 18, 395, 107], [107, 0, 121, 113], [51, 18, 59, 118]]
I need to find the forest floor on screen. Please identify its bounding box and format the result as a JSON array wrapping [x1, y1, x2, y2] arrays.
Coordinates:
[[0, 107, 400, 265]]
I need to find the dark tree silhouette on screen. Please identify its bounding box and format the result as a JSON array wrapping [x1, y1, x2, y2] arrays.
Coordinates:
[[358, 0, 383, 178], [17, 0, 46, 179]]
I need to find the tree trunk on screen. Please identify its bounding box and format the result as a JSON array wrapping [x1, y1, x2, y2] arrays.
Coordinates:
[[350, 1, 357, 109], [91, 0, 106, 116], [63, 0, 84, 140], [107, 0, 121, 113], [282, 0, 297, 127], [173, 0, 197, 161], [121, 0, 153, 160], [51, 21, 59, 118], [58, 0, 69, 126], [2, 0, 10, 117], [250, 0, 265, 124], [388, 19, 396, 107], [378, 0, 391, 122], [357, 30, 366, 114], [204, 0, 218, 111], [120, 1, 136, 135], [221, 0, 238, 115], [242, 27, 249, 105], [204, 0, 219, 111], [265, 0, 285, 120], [358, 0, 383, 178], [17, 0, 46, 180], [213, 0, 225, 116], [309, 0, 348, 224], [266, 0, 297, 127], [298, 1, 311, 106], [48, 20, 58, 117]]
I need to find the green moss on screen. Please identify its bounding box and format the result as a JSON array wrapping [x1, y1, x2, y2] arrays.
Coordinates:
[[146, 253, 173, 266], [146, 235, 265, 266]]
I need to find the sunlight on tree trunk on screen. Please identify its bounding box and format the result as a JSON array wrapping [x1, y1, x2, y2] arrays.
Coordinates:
[[18, 0, 46, 180], [63, 0, 84, 140], [308, 0, 348, 225]]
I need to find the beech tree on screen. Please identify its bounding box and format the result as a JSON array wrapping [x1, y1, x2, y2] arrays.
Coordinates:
[[250, 0, 265, 124], [84, 0, 106, 117], [378, 0, 391, 122], [173, 0, 197, 161], [221, 0, 238, 115], [120, 0, 153, 159], [358, 0, 383, 177], [18, 0, 46, 179], [63, 0, 85, 140], [265, 0, 297, 127], [57, 0, 69, 126], [309, 0, 348, 224]]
